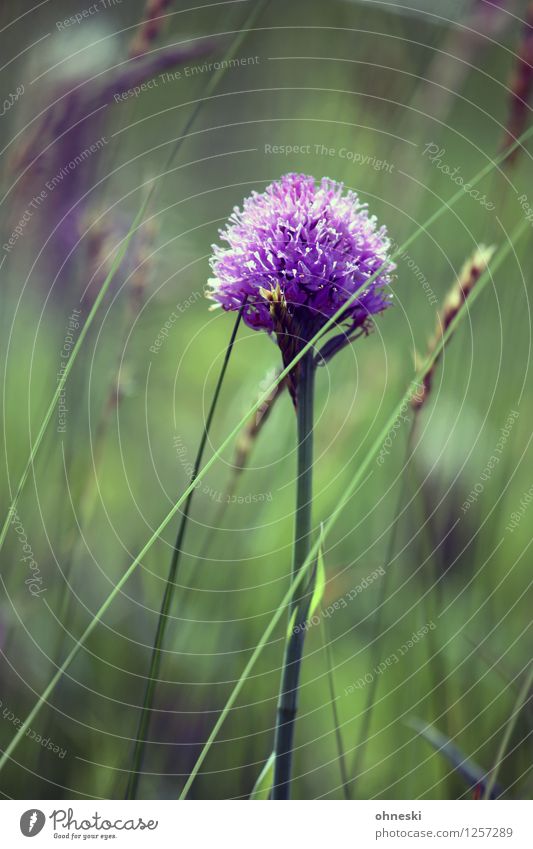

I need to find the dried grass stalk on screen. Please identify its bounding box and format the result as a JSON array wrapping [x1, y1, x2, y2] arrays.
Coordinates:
[[233, 371, 286, 471], [501, 2, 533, 166], [412, 245, 495, 411], [129, 0, 174, 59]]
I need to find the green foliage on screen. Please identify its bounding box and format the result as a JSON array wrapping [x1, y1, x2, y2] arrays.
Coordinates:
[[0, 0, 531, 802]]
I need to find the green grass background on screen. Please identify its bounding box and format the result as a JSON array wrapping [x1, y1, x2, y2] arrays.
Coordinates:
[[0, 0, 531, 799]]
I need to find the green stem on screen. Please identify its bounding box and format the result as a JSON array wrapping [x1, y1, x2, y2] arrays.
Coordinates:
[[125, 301, 246, 800], [272, 351, 315, 800]]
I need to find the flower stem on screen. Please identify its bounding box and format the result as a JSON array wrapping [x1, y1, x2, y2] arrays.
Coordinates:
[[125, 301, 246, 800], [272, 350, 315, 800]]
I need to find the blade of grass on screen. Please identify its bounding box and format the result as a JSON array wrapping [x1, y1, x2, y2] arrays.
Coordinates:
[[350, 433, 415, 794], [320, 616, 351, 800], [483, 663, 533, 799], [125, 299, 247, 799], [406, 717, 504, 799], [0, 130, 528, 776], [177, 219, 528, 798], [250, 751, 275, 800]]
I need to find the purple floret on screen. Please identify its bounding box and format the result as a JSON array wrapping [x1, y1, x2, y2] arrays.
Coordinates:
[[207, 173, 395, 341]]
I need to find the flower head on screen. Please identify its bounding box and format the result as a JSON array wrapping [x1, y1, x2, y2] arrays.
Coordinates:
[[208, 173, 395, 358]]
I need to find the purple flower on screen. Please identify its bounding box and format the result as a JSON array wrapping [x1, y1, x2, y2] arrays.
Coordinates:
[[208, 173, 395, 366]]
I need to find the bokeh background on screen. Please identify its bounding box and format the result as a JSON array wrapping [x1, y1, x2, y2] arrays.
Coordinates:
[[0, 0, 531, 799]]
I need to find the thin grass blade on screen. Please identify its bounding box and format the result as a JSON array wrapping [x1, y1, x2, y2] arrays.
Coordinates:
[[407, 716, 504, 799]]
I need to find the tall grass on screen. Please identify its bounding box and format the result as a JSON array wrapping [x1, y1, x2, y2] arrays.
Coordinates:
[[1, 1, 531, 801], [0, 116, 530, 777]]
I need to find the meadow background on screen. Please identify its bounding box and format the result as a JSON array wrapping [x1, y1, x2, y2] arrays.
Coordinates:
[[0, 0, 531, 799]]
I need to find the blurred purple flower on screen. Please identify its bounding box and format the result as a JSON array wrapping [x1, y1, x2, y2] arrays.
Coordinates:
[[8, 36, 216, 287], [208, 173, 395, 385]]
